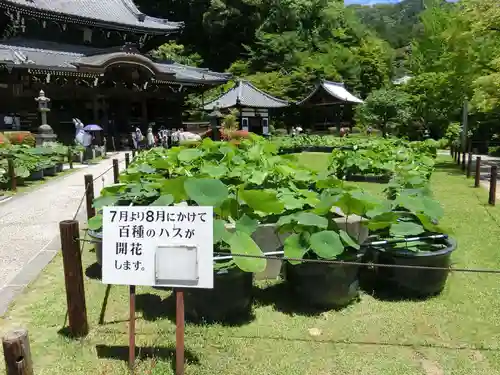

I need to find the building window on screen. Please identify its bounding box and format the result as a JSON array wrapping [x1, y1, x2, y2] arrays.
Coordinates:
[[241, 118, 249, 131], [83, 28, 92, 43], [262, 118, 269, 135]]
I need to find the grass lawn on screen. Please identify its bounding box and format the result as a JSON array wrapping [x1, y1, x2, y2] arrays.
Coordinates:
[[3, 155, 500, 374]]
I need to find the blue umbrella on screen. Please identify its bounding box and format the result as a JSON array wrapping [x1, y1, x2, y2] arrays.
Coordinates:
[[83, 124, 103, 131]]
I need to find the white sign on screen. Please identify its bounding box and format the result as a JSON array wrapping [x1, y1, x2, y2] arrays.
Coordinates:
[[102, 206, 214, 288]]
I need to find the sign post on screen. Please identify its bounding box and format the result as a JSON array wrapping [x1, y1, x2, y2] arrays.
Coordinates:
[[101, 206, 214, 374]]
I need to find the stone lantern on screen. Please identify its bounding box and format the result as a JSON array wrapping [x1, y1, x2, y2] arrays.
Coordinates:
[[208, 105, 223, 141], [34, 90, 57, 146]]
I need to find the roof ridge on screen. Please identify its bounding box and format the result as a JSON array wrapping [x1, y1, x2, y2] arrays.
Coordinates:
[[239, 79, 288, 104]]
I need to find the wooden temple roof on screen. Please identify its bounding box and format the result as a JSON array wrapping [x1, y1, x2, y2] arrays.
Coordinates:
[[204, 80, 289, 110], [0, 39, 231, 85], [297, 80, 363, 106], [1, 0, 182, 33]]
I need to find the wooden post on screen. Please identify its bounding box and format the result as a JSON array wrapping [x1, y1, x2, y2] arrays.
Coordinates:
[[461, 150, 466, 171], [129, 285, 136, 372], [125, 153, 130, 169], [59, 220, 88, 337], [113, 159, 119, 184], [2, 329, 34, 375], [489, 165, 497, 206], [67, 147, 73, 169], [176, 290, 185, 375], [132, 150, 136, 159], [475, 156, 481, 188], [7, 158, 16, 191], [84, 174, 95, 220], [466, 151, 472, 178]]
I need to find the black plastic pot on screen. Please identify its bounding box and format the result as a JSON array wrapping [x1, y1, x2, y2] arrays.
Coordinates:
[[28, 169, 44, 181], [367, 237, 456, 297], [43, 165, 57, 176], [184, 266, 253, 323], [346, 174, 391, 184], [56, 163, 64, 173], [285, 251, 363, 309]]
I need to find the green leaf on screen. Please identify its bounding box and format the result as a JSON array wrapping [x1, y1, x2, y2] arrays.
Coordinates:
[[283, 233, 308, 265], [178, 148, 203, 163], [161, 176, 188, 202], [92, 195, 119, 209], [213, 219, 226, 243], [151, 194, 174, 206], [309, 231, 345, 259], [294, 212, 328, 229], [390, 222, 425, 237], [365, 211, 398, 230], [200, 164, 228, 179], [88, 214, 103, 231], [137, 164, 157, 174], [235, 214, 258, 235], [335, 192, 367, 216], [184, 178, 229, 207], [227, 231, 266, 273], [339, 230, 360, 250], [248, 170, 268, 185], [239, 189, 284, 214]]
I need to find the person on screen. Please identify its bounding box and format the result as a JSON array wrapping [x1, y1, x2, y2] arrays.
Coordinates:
[[146, 127, 155, 148], [134, 126, 144, 149], [291, 127, 297, 137], [367, 126, 373, 136]]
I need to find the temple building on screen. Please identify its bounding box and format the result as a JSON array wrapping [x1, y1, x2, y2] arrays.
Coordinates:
[[297, 80, 363, 131], [0, 0, 230, 144], [204, 80, 288, 135]]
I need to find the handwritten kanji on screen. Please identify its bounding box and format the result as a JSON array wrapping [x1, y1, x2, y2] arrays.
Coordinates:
[[116, 242, 128, 255]]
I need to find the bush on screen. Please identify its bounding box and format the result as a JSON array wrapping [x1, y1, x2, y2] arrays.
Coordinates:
[[0, 133, 11, 146], [274, 128, 288, 136], [4, 131, 36, 147], [488, 146, 500, 157]]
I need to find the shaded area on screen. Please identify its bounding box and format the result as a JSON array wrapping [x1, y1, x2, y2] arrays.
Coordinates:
[[85, 262, 101, 280], [136, 292, 255, 327], [95, 344, 199, 372], [253, 282, 358, 316]]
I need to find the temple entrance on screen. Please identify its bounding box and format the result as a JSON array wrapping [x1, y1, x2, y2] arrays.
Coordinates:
[[249, 117, 263, 135]]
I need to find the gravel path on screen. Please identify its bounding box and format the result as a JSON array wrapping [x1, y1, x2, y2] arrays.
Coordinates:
[[0, 153, 126, 291]]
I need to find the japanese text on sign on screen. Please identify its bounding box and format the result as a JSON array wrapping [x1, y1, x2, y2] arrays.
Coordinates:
[[102, 206, 214, 288]]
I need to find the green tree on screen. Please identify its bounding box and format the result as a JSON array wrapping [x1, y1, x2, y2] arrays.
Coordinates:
[[355, 88, 412, 138]]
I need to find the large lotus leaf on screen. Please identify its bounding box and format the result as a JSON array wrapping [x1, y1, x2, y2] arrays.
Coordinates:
[[151, 194, 174, 206], [160, 176, 188, 202], [227, 231, 266, 273], [294, 212, 328, 229], [200, 164, 228, 179], [283, 233, 309, 265], [14, 165, 29, 178], [88, 214, 103, 231], [93, 195, 119, 209], [184, 178, 229, 207], [239, 189, 284, 214], [309, 230, 344, 259], [213, 219, 227, 243], [390, 221, 425, 237], [248, 170, 268, 185], [178, 148, 203, 163], [339, 230, 360, 250], [235, 214, 258, 235]]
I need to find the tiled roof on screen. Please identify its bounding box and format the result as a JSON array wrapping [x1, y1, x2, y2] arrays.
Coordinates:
[[0, 39, 230, 84], [204, 80, 289, 110], [2, 0, 182, 32], [297, 80, 363, 105]]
